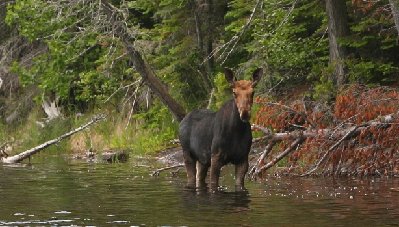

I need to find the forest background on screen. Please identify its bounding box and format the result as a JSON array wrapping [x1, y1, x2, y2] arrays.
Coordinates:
[[1, 0, 399, 176]]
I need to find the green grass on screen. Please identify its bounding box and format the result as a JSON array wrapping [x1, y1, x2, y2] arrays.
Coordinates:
[[1, 108, 72, 155], [1, 102, 179, 157]]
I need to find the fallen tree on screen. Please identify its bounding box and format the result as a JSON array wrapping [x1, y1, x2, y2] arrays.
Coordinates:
[[249, 85, 399, 178], [249, 110, 399, 178], [0, 114, 106, 164]]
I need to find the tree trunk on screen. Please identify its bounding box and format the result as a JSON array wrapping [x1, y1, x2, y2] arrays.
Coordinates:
[[101, 1, 186, 122], [0, 2, 10, 44], [123, 41, 186, 122], [390, 0, 399, 36], [192, 0, 213, 92], [325, 0, 350, 88], [205, 0, 214, 81]]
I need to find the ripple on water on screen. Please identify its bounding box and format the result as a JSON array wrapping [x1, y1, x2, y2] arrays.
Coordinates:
[[1, 157, 399, 226], [54, 211, 71, 214]]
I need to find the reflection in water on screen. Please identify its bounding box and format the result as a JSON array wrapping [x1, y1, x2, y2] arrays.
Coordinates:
[[181, 189, 251, 214], [1, 154, 399, 226]]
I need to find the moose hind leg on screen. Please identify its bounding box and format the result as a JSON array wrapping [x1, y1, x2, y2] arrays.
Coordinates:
[[235, 158, 249, 191], [196, 161, 209, 189], [183, 150, 196, 189]]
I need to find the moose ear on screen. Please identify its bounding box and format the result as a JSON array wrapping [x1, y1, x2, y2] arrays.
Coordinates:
[[224, 68, 236, 87], [252, 68, 263, 87]]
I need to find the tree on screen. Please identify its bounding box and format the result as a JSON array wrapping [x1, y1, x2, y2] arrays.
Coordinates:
[[6, 0, 186, 121], [191, 0, 215, 91], [390, 0, 399, 36], [103, 1, 186, 121], [325, 0, 350, 88]]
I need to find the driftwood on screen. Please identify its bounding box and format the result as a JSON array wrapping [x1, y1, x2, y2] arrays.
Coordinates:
[[249, 110, 399, 178], [0, 114, 106, 164], [151, 164, 184, 176]]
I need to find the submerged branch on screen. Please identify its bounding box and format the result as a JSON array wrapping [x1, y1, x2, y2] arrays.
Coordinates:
[[151, 164, 184, 176]]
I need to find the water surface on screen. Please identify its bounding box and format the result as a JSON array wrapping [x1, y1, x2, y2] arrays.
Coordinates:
[[1, 154, 399, 226]]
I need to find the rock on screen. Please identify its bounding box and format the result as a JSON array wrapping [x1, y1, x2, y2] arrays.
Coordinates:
[[101, 150, 129, 163]]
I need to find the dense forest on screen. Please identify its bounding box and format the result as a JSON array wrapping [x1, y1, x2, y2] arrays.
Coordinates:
[[1, 0, 399, 176]]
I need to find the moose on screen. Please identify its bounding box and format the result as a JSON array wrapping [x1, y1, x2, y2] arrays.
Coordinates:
[[179, 68, 263, 191]]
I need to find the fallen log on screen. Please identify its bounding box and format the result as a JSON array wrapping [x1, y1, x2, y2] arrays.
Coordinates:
[[1, 114, 106, 164], [151, 164, 184, 176], [250, 110, 399, 178]]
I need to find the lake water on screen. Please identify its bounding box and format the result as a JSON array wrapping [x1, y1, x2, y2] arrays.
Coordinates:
[[1, 153, 399, 226]]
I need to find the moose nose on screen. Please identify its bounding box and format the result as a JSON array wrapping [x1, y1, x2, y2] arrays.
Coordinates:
[[239, 111, 250, 122]]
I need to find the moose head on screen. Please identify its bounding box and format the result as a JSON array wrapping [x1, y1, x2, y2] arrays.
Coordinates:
[[224, 68, 263, 122]]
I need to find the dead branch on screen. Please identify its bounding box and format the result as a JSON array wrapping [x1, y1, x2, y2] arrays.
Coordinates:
[[301, 125, 360, 176], [259, 101, 316, 128], [206, 88, 215, 109], [104, 79, 142, 103], [1, 114, 106, 164], [252, 137, 304, 176], [249, 141, 275, 178], [151, 164, 184, 176], [202, 0, 263, 65], [250, 109, 399, 177]]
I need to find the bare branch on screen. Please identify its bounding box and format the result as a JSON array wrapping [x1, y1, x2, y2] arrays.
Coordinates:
[[202, 0, 263, 65], [301, 125, 360, 176], [249, 141, 276, 179], [104, 79, 142, 103], [254, 137, 304, 175], [151, 164, 184, 176]]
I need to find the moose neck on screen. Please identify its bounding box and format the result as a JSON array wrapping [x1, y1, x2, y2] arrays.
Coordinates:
[[223, 99, 248, 129]]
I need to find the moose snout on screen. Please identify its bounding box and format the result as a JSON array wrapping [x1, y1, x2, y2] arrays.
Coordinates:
[[238, 109, 251, 122]]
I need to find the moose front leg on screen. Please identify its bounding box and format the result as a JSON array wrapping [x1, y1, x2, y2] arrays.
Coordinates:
[[235, 158, 249, 191], [196, 161, 209, 189], [210, 153, 223, 191]]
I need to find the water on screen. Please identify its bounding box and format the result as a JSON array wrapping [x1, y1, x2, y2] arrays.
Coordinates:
[[1, 154, 399, 226]]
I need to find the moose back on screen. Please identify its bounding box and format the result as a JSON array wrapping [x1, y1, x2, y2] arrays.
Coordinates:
[[179, 68, 263, 190]]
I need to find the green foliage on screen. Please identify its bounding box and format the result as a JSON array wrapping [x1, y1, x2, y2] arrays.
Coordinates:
[[7, 0, 132, 111], [0, 122, 6, 141], [6, 0, 58, 41], [347, 60, 398, 84], [211, 72, 231, 110], [342, 0, 399, 84], [4, 0, 399, 154], [131, 102, 178, 153], [314, 78, 335, 101], [4, 109, 72, 154], [128, 0, 213, 110], [224, 0, 329, 88]]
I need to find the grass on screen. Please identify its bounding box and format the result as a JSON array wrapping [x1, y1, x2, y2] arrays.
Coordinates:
[[1, 108, 72, 155], [2, 109, 178, 158]]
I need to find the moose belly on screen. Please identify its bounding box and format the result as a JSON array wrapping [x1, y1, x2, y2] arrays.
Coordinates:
[[213, 137, 252, 165]]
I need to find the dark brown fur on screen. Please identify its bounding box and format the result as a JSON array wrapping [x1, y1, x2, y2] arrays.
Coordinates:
[[179, 68, 263, 191]]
